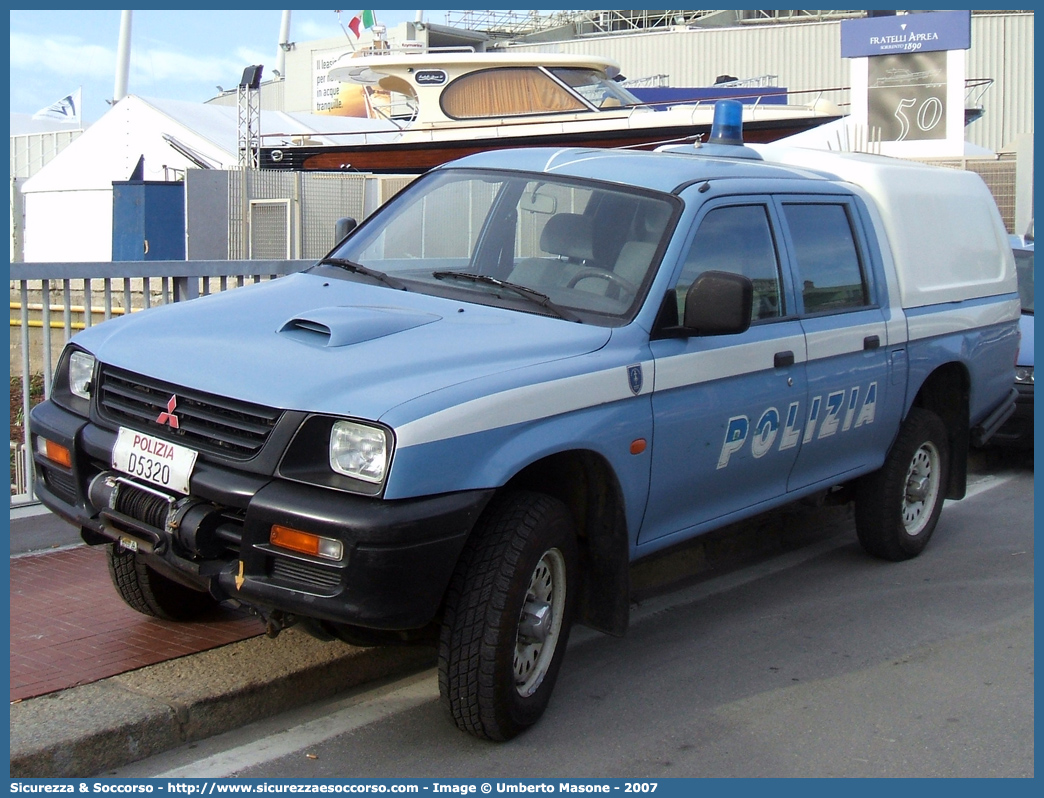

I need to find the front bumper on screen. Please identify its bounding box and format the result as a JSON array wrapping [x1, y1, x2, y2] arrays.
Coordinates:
[[29, 399, 494, 630]]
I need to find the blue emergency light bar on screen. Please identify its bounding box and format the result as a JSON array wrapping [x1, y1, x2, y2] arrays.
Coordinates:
[[708, 100, 744, 146], [653, 99, 762, 159]]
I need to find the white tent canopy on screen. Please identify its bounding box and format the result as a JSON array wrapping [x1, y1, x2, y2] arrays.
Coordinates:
[[19, 95, 392, 261], [22, 94, 392, 194]]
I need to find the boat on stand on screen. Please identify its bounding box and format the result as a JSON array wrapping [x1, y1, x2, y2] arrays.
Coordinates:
[[259, 50, 843, 174]]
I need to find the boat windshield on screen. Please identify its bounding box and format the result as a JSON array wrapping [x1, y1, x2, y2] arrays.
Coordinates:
[[318, 169, 678, 325], [549, 68, 642, 109]]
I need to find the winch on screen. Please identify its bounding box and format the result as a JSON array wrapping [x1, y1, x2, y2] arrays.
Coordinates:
[[88, 472, 240, 558]]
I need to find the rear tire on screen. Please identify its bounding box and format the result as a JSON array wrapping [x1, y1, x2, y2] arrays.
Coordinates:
[[855, 408, 949, 561], [438, 491, 578, 741], [106, 544, 217, 620]]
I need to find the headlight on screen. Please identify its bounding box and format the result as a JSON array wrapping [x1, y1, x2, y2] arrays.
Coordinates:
[[1015, 366, 1033, 384], [329, 420, 390, 483], [50, 346, 96, 416], [280, 416, 394, 495], [69, 351, 96, 399]]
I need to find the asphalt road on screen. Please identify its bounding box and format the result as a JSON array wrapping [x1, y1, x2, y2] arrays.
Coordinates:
[[109, 449, 1034, 779]]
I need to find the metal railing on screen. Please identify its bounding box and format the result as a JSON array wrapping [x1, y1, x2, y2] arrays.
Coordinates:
[[9, 259, 312, 508]]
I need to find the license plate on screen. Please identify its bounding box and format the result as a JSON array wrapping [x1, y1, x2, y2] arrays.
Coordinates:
[[112, 428, 198, 495]]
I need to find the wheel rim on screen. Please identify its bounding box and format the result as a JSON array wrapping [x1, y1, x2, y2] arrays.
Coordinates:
[[514, 547, 566, 698], [902, 441, 941, 537]]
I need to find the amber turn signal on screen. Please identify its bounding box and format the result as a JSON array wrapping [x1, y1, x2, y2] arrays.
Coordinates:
[[270, 525, 344, 561], [35, 436, 72, 468]]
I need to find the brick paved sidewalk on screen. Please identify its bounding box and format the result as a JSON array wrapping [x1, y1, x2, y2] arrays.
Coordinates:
[[10, 545, 264, 702]]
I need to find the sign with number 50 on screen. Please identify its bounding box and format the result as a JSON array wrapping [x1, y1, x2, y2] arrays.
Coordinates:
[[843, 11, 969, 158], [868, 51, 948, 143]]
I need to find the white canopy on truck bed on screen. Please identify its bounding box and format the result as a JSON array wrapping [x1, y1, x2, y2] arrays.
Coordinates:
[[754, 145, 1016, 310]]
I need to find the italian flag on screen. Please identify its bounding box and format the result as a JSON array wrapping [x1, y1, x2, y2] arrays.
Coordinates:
[[348, 10, 376, 38]]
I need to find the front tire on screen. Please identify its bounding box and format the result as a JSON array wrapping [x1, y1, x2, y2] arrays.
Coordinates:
[[855, 408, 949, 561], [106, 544, 218, 620], [438, 491, 578, 741]]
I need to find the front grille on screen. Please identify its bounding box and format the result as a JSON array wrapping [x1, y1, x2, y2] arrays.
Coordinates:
[[269, 556, 343, 593], [97, 366, 282, 460]]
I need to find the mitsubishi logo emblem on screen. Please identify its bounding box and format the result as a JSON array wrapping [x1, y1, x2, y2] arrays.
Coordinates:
[[156, 395, 180, 429]]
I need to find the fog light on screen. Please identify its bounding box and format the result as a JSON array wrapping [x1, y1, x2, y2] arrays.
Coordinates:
[[35, 436, 72, 468], [270, 525, 344, 561]]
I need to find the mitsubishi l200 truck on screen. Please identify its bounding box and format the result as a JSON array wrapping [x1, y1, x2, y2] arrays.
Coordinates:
[[30, 104, 1019, 741]]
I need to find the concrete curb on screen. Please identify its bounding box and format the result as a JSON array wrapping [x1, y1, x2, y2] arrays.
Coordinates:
[[10, 629, 436, 778]]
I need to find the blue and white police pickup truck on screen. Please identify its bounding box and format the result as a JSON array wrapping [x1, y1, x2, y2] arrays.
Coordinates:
[[31, 105, 1019, 741]]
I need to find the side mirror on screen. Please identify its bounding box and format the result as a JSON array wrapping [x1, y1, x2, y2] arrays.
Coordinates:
[[683, 270, 753, 335], [334, 217, 358, 246]]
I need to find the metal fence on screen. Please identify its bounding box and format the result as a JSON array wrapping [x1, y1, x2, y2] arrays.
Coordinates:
[[923, 155, 1019, 234], [9, 259, 311, 507], [226, 171, 396, 261]]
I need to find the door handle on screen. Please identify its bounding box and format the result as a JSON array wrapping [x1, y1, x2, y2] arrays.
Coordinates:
[[774, 350, 795, 368], [864, 335, 880, 350]]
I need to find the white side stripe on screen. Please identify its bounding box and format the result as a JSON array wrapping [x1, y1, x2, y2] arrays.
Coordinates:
[[804, 321, 886, 360], [394, 300, 1017, 450], [395, 360, 654, 448], [655, 334, 806, 393]]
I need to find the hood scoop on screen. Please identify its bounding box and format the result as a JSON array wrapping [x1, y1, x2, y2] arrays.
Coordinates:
[[279, 305, 441, 348]]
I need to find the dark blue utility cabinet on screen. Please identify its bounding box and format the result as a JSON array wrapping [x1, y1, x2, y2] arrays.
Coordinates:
[[112, 180, 185, 260]]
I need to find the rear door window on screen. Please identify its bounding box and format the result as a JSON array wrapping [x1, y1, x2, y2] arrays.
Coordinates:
[[781, 203, 871, 314]]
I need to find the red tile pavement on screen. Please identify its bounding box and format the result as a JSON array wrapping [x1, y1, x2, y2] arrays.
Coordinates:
[[10, 545, 264, 702]]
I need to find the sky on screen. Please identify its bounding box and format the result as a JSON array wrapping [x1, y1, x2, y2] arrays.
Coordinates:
[[10, 9, 540, 126]]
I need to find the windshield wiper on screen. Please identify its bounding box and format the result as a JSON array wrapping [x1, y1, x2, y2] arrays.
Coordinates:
[[318, 257, 407, 291], [432, 271, 581, 322]]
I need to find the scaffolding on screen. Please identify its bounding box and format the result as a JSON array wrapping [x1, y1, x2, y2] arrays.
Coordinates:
[[442, 10, 868, 37], [442, 10, 577, 36], [237, 65, 263, 170]]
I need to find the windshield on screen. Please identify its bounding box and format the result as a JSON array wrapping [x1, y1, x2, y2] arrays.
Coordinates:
[[320, 169, 677, 325], [549, 68, 641, 109], [1014, 246, 1034, 313]]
